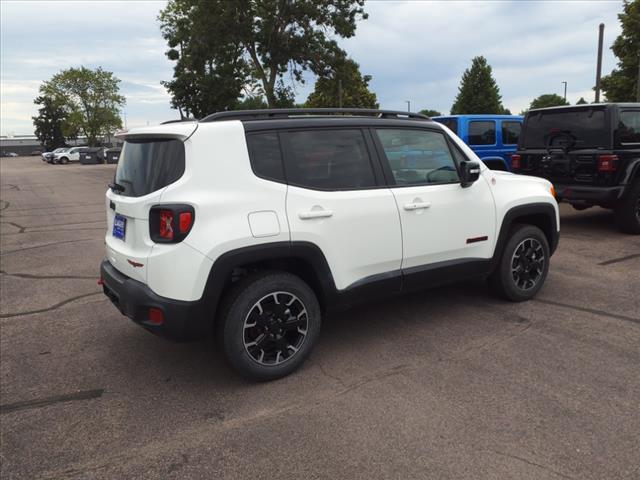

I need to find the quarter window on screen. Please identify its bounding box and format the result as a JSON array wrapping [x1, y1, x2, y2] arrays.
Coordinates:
[[375, 129, 460, 185], [619, 111, 640, 144], [246, 133, 285, 182], [283, 130, 376, 190], [502, 121, 522, 145], [468, 121, 496, 145]]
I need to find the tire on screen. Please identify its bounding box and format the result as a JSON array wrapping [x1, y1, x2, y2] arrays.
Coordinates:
[[218, 271, 321, 381], [614, 180, 640, 234], [59, 157, 69, 164], [488, 224, 550, 302]]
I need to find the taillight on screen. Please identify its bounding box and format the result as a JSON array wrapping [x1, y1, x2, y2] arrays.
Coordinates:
[[150, 204, 195, 243], [597, 154, 618, 172], [159, 210, 174, 240], [179, 212, 193, 234], [511, 154, 521, 170]]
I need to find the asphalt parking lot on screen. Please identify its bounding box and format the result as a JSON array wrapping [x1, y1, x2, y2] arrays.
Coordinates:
[[1, 156, 638, 480]]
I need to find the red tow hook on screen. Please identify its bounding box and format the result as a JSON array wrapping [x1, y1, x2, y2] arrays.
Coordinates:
[[97, 278, 104, 286]]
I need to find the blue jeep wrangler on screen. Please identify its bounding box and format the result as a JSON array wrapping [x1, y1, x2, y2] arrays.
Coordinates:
[[433, 114, 523, 171]]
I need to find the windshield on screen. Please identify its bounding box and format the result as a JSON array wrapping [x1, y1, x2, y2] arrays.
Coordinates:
[[522, 108, 607, 148], [114, 138, 185, 197]]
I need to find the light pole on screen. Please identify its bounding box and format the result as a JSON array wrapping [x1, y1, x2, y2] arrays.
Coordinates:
[[406, 100, 411, 112], [561, 81, 567, 102]]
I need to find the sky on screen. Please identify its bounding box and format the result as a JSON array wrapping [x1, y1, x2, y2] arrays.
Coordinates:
[[0, 0, 625, 136]]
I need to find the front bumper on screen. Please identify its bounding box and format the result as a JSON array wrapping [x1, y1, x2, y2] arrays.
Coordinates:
[[554, 184, 624, 206], [100, 259, 208, 341]]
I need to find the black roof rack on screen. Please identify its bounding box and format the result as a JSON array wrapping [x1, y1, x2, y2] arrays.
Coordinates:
[[200, 108, 430, 123]]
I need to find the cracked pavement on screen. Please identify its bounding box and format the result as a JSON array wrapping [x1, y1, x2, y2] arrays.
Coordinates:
[[1, 156, 639, 479]]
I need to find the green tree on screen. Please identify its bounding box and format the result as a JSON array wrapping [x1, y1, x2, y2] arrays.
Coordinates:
[[600, 0, 640, 102], [576, 96, 588, 105], [159, 0, 367, 112], [418, 109, 442, 117], [451, 56, 505, 114], [32, 96, 68, 151], [40, 67, 125, 146], [235, 95, 269, 110], [159, 0, 247, 118], [528, 93, 569, 110], [305, 58, 377, 108]]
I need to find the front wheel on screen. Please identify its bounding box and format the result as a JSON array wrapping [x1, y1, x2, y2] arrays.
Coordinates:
[[614, 181, 640, 234], [488, 224, 550, 302], [218, 272, 321, 381]]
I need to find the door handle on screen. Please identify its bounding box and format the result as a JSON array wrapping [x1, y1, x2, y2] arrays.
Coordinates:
[[298, 210, 333, 220], [403, 201, 431, 211]]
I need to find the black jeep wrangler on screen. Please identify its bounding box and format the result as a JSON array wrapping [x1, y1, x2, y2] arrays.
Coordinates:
[[511, 103, 640, 234]]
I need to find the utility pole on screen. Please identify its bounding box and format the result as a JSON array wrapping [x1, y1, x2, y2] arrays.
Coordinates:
[[338, 79, 343, 108], [406, 100, 410, 112], [595, 23, 604, 103], [561, 81, 567, 101]]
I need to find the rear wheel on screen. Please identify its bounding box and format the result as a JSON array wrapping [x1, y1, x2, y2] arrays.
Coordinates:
[[218, 272, 321, 381], [59, 157, 69, 164], [488, 224, 550, 302], [614, 181, 640, 234]]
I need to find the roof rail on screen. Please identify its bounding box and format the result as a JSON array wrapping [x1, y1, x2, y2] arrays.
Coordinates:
[[200, 108, 430, 123]]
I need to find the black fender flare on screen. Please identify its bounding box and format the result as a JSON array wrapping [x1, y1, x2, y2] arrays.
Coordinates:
[[200, 241, 337, 319], [492, 203, 559, 267]]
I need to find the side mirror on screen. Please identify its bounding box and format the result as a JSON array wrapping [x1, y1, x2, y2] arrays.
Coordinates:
[[460, 161, 481, 187]]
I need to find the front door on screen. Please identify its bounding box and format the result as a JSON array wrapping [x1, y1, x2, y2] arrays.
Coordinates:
[[371, 127, 496, 289]]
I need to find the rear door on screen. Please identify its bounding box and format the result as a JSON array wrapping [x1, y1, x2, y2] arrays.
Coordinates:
[[105, 138, 186, 283], [283, 128, 402, 292], [371, 126, 496, 288]]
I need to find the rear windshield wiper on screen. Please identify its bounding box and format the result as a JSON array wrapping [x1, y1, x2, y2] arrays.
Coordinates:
[[108, 182, 125, 193]]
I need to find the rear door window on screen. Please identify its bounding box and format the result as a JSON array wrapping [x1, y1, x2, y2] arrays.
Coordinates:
[[114, 138, 185, 197], [375, 128, 460, 185], [618, 111, 640, 144], [502, 121, 522, 145], [468, 121, 496, 145], [282, 129, 376, 190]]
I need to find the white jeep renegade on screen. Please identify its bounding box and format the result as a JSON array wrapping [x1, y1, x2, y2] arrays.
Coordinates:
[[100, 109, 559, 381]]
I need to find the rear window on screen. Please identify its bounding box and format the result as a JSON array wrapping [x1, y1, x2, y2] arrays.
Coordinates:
[[522, 108, 607, 148], [114, 138, 185, 197]]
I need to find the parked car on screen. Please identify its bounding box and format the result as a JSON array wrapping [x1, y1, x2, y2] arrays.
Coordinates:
[[53, 146, 88, 164], [1, 151, 19, 157], [100, 108, 559, 380], [512, 103, 640, 234], [30, 150, 43, 156], [42, 147, 67, 163], [433, 114, 523, 171]]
